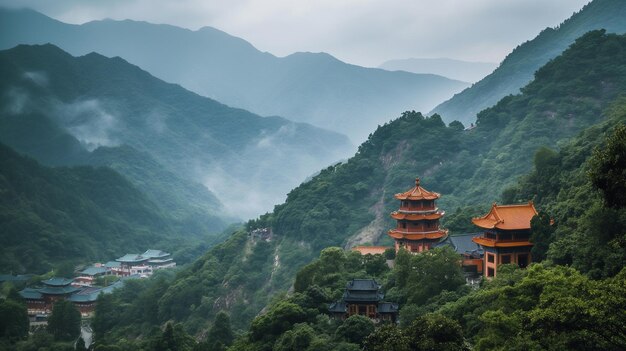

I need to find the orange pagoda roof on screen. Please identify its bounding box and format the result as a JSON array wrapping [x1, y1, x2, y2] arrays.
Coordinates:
[[394, 178, 440, 201], [388, 229, 448, 241], [390, 212, 443, 220], [472, 202, 538, 230]]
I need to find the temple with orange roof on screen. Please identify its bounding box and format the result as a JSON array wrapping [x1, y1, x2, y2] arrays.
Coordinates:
[[472, 201, 537, 277], [388, 178, 448, 253]]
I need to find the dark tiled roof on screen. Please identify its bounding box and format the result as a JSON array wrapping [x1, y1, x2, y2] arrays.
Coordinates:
[[80, 266, 108, 276], [39, 285, 80, 295], [41, 277, 74, 287], [142, 249, 170, 259], [435, 233, 482, 254], [328, 301, 347, 313], [378, 302, 399, 313], [346, 279, 381, 291], [19, 288, 42, 300], [116, 254, 147, 263]]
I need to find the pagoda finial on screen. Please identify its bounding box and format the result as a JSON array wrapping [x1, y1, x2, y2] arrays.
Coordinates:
[[415, 177, 420, 187]]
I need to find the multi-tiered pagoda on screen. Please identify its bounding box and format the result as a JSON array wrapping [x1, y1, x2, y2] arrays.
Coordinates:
[[388, 178, 448, 253], [471, 202, 537, 277]]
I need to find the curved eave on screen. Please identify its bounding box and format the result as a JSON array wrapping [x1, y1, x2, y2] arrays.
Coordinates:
[[472, 218, 531, 230], [391, 212, 443, 220], [394, 193, 440, 201], [472, 237, 534, 248], [388, 229, 448, 240]]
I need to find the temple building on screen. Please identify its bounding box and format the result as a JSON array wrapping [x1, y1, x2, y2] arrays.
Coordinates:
[[472, 202, 537, 278], [329, 279, 398, 323], [20, 277, 124, 317], [115, 249, 175, 277], [388, 178, 448, 253]]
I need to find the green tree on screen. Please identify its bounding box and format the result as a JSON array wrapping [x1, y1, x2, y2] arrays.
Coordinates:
[[92, 293, 119, 343], [589, 124, 626, 208], [207, 311, 234, 350], [0, 299, 29, 342], [405, 313, 467, 351], [363, 324, 410, 351], [530, 211, 555, 262], [47, 300, 81, 341], [273, 323, 316, 351], [335, 315, 375, 345]]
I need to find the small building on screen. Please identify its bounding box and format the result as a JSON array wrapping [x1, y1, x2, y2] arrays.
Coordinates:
[[329, 279, 398, 323], [116, 254, 150, 276], [73, 266, 109, 287], [472, 202, 537, 278], [388, 178, 448, 253], [142, 249, 176, 270]]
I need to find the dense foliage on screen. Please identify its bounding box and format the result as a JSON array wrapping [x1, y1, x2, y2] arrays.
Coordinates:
[[0, 143, 183, 273], [431, 0, 626, 124], [79, 30, 626, 346]]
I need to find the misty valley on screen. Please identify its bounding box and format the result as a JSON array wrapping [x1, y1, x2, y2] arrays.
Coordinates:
[[1, 1, 626, 351]]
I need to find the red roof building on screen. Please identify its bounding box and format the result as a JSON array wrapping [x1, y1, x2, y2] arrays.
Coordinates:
[[388, 178, 448, 253], [472, 202, 537, 277]]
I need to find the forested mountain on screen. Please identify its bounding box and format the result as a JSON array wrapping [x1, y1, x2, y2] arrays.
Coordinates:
[[0, 142, 175, 273], [85, 31, 626, 344], [0, 7, 468, 142], [379, 57, 496, 83], [430, 0, 626, 125], [0, 44, 352, 219]]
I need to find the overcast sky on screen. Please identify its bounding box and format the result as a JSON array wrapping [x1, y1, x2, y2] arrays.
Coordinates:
[[2, 0, 591, 67]]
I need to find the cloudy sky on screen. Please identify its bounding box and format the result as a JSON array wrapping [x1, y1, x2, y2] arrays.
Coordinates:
[[2, 0, 591, 67]]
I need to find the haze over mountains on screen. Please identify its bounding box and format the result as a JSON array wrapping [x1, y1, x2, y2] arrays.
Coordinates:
[[0, 44, 352, 219], [379, 58, 497, 83], [431, 0, 626, 125], [0, 8, 468, 143]]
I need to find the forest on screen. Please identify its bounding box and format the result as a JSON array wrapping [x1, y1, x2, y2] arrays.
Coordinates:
[[1, 19, 626, 351]]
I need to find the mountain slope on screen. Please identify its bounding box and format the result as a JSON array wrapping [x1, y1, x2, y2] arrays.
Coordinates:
[[430, 0, 626, 124], [0, 8, 468, 142], [0, 142, 174, 273], [379, 57, 496, 83], [0, 44, 352, 219], [94, 31, 626, 334]]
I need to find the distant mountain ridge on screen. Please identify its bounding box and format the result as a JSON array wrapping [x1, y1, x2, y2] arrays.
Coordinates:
[[0, 44, 353, 219], [0, 7, 468, 142], [430, 0, 626, 125], [0, 142, 175, 273], [379, 57, 496, 83]]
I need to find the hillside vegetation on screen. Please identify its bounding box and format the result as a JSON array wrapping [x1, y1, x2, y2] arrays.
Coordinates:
[[0, 143, 175, 273], [82, 31, 626, 343], [431, 0, 626, 125]]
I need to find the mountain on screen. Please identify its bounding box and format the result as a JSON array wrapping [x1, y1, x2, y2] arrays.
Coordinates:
[[379, 57, 497, 83], [0, 44, 353, 219], [430, 0, 626, 125], [0, 8, 468, 143], [0, 142, 175, 273], [88, 31, 626, 336]]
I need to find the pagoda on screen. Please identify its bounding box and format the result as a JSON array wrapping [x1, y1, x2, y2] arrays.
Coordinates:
[[471, 202, 537, 277], [388, 178, 448, 253]]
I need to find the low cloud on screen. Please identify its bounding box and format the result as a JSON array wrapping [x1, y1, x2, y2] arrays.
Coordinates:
[[52, 99, 120, 151], [23, 71, 49, 87]]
